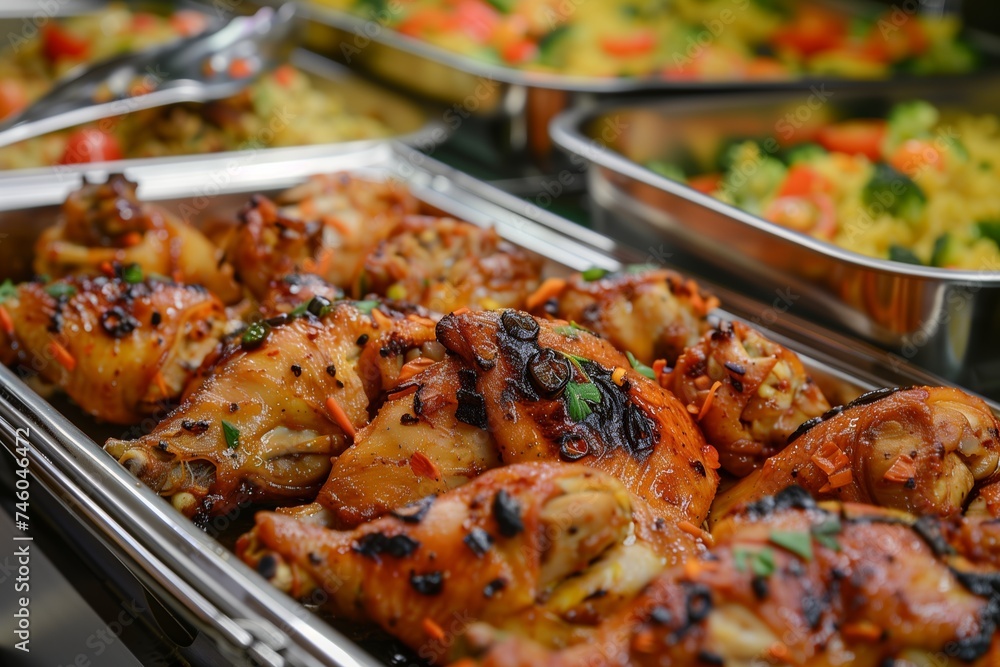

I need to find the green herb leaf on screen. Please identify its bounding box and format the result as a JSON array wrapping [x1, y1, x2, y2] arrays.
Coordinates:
[[221, 420, 240, 449], [44, 283, 77, 299], [769, 530, 814, 561], [0, 279, 17, 303], [626, 351, 656, 380], [565, 381, 601, 421], [354, 300, 379, 315], [289, 300, 310, 318], [241, 321, 270, 349], [750, 548, 776, 577], [554, 321, 591, 339], [581, 267, 608, 282], [811, 518, 842, 551], [121, 263, 143, 284], [733, 548, 749, 572]]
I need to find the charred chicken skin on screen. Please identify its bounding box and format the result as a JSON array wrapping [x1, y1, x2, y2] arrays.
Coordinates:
[[470, 487, 1000, 667], [317, 309, 719, 529], [239, 463, 702, 659], [669, 320, 831, 477], [712, 386, 1000, 523], [34, 176, 242, 304], [104, 299, 439, 518], [528, 267, 718, 367], [222, 175, 418, 297], [0, 274, 227, 424], [356, 215, 542, 312]]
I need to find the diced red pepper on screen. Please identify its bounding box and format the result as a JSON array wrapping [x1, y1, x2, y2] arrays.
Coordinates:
[[42, 23, 89, 62], [816, 120, 887, 162], [601, 30, 656, 57]]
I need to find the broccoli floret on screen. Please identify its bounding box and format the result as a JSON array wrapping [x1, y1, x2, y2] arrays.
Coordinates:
[[976, 220, 1000, 248], [646, 161, 686, 182], [862, 163, 926, 225], [930, 233, 963, 268], [783, 142, 827, 165], [888, 245, 924, 265], [883, 100, 939, 155]]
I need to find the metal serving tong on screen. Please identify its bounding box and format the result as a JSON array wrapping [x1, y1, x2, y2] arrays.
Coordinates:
[[0, 4, 296, 149]]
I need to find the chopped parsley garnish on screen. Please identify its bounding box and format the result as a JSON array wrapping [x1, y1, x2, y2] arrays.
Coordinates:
[[121, 263, 143, 284], [811, 518, 842, 551], [221, 420, 240, 449], [565, 381, 601, 421], [554, 321, 591, 339], [734, 547, 776, 577], [626, 351, 656, 380], [44, 283, 77, 299], [0, 279, 16, 303], [354, 300, 379, 315], [769, 530, 813, 561], [581, 267, 608, 282]]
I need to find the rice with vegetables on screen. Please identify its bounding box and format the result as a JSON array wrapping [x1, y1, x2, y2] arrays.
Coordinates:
[[649, 101, 1000, 271], [0, 5, 391, 169]]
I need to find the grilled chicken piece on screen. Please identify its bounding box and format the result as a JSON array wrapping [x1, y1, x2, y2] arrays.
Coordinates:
[[470, 487, 1000, 667], [711, 387, 1000, 523], [256, 273, 345, 317], [222, 175, 418, 298], [104, 300, 439, 518], [435, 310, 718, 525], [355, 215, 542, 312], [238, 463, 702, 659], [34, 176, 242, 304], [527, 267, 718, 367], [669, 320, 831, 477], [317, 309, 718, 529], [0, 275, 227, 424]]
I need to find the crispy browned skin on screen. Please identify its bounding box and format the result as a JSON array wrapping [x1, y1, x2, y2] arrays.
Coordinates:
[[712, 387, 1000, 523], [356, 215, 542, 312], [436, 310, 718, 525], [256, 274, 345, 317], [669, 320, 831, 477], [222, 175, 418, 297], [528, 268, 717, 366], [471, 488, 1000, 667], [104, 301, 439, 518], [34, 176, 242, 304], [0, 275, 227, 424], [239, 463, 701, 660]]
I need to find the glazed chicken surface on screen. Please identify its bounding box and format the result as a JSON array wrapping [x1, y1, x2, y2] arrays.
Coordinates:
[[0, 273, 228, 423], [4, 175, 999, 667], [34, 176, 242, 303]]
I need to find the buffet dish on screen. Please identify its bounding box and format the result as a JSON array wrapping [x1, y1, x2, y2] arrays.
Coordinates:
[[0, 3, 439, 173], [550, 84, 1000, 397], [0, 144, 998, 667]]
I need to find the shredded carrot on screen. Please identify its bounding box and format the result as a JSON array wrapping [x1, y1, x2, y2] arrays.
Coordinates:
[[289, 563, 302, 599], [407, 314, 437, 328], [153, 370, 169, 397], [321, 214, 351, 237], [450, 307, 471, 317], [842, 621, 883, 642], [267, 348, 281, 357], [121, 231, 142, 247], [883, 453, 917, 484], [371, 307, 394, 330], [325, 396, 356, 439], [767, 642, 790, 661], [631, 629, 657, 654], [697, 381, 722, 420], [811, 440, 850, 476], [524, 277, 567, 312], [422, 617, 446, 642], [702, 444, 721, 470], [98, 260, 115, 277], [652, 359, 667, 378], [386, 383, 420, 400], [611, 367, 626, 386], [409, 451, 441, 481], [693, 374, 712, 391], [678, 520, 714, 546], [683, 556, 718, 579], [819, 468, 853, 493], [397, 358, 436, 383], [48, 340, 76, 372], [0, 306, 13, 335]]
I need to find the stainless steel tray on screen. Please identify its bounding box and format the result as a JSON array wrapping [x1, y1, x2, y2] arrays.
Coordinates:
[[0, 141, 994, 667], [281, 0, 1000, 164], [550, 84, 1000, 400], [0, 1, 445, 181]]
